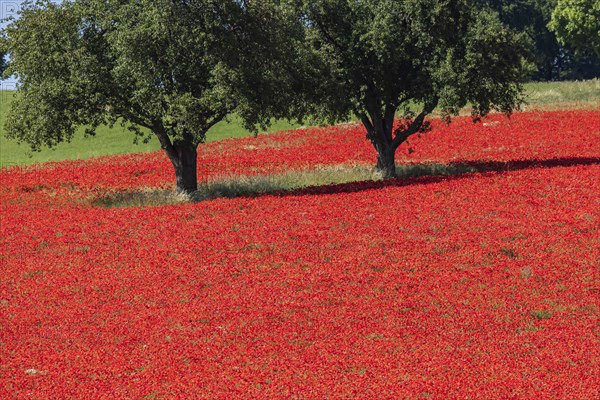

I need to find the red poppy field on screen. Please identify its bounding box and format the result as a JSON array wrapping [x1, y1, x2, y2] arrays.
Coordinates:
[[1, 110, 599, 398]]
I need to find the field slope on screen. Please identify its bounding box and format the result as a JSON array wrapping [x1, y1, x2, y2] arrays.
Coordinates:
[[0, 110, 599, 398]]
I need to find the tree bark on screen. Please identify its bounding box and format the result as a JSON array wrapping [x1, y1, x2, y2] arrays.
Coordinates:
[[360, 112, 398, 179], [151, 122, 200, 195], [361, 102, 435, 180], [170, 141, 198, 194], [375, 142, 397, 179]]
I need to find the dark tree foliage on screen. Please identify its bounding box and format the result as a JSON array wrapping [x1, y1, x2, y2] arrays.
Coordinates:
[[476, 0, 599, 80], [0, 52, 5, 76]]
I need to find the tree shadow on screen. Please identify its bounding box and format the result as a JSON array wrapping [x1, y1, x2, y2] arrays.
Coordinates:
[[95, 156, 600, 207], [268, 156, 600, 198]]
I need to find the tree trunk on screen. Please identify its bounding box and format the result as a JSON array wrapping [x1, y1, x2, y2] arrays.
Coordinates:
[[544, 58, 553, 81], [360, 100, 433, 181], [375, 142, 397, 179], [170, 141, 198, 194], [361, 110, 398, 180]]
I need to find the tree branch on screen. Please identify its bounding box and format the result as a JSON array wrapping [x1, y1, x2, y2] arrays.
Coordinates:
[[363, 88, 390, 144], [151, 120, 177, 162], [117, 113, 152, 131], [313, 17, 347, 55], [383, 102, 396, 140], [203, 111, 227, 134], [391, 100, 438, 149], [360, 112, 375, 141]]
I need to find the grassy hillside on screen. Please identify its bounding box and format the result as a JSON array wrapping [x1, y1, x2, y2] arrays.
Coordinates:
[[1, 79, 598, 166]]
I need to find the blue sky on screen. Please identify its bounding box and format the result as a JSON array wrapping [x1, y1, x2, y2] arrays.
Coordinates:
[[1, 1, 26, 87], [1, 1, 23, 24], [2, 1, 62, 88]]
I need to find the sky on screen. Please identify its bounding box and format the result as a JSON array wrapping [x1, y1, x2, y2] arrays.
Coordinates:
[[1, 1, 23, 25], [1, 1, 62, 88], [1, 1, 25, 87]]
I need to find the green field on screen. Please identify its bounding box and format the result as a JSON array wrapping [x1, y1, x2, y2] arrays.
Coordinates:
[[1, 79, 598, 167], [523, 79, 600, 108]]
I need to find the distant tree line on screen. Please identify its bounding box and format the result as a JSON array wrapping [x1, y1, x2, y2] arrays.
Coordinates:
[[476, 0, 599, 81]]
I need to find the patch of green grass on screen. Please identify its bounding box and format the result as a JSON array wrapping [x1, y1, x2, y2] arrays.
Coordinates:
[[530, 310, 552, 320], [500, 247, 519, 259], [1, 79, 598, 167], [92, 189, 193, 208], [523, 79, 599, 108]]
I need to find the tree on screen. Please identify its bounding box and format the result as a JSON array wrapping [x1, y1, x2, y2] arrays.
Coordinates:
[[475, 0, 599, 81], [296, 0, 528, 178], [475, 0, 559, 80], [549, 0, 600, 57], [1, 0, 303, 194]]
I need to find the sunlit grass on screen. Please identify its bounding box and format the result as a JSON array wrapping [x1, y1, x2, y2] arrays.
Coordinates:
[[523, 78, 599, 109]]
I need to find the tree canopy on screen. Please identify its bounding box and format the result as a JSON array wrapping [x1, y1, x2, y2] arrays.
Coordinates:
[[475, 0, 559, 80], [296, 0, 528, 178], [1, 0, 303, 193], [549, 0, 600, 57]]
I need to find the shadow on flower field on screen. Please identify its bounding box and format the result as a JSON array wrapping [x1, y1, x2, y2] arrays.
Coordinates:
[[95, 156, 600, 207], [276, 156, 600, 198]]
